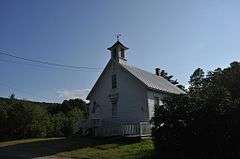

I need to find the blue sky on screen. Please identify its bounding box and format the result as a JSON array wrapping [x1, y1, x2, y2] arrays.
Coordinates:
[[0, 0, 240, 102]]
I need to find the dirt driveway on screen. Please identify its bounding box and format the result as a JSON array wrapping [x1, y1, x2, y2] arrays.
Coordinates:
[[0, 138, 73, 159]]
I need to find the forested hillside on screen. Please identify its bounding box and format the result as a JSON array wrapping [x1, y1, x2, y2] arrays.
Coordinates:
[[0, 96, 88, 141]]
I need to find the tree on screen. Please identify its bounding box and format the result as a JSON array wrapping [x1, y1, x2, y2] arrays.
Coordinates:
[[47, 113, 66, 137], [152, 62, 240, 159], [0, 103, 9, 139], [159, 69, 186, 91], [189, 68, 205, 85], [0, 95, 89, 140], [61, 98, 88, 117], [62, 107, 84, 136], [221, 62, 240, 104], [30, 105, 50, 137]]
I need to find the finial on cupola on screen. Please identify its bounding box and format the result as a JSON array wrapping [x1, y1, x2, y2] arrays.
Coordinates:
[[116, 33, 121, 41], [107, 34, 129, 63]]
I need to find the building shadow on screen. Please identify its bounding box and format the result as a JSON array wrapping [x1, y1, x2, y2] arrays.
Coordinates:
[[0, 137, 141, 159]]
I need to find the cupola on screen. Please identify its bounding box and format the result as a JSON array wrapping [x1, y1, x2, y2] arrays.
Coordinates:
[[107, 40, 129, 63]]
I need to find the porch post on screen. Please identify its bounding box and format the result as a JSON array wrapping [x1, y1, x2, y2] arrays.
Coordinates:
[[139, 122, 142, 136]]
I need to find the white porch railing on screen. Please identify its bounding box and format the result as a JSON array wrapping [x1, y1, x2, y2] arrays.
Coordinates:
[[121, 122, 140, 136], [139, 122, 152, 136], [94, 121, 151, 137]]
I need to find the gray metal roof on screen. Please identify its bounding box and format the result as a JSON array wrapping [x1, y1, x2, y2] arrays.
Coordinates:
[[120, 63, 186, 94]]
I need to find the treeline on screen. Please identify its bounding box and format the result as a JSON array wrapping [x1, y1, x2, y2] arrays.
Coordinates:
[[152, 61, 240, 159], [0, 97, 88, 141]]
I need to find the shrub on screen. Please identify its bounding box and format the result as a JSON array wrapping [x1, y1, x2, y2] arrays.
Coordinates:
[[152, 94, 240, 159]]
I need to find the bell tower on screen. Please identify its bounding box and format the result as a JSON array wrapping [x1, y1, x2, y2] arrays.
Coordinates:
[[107, 40, 129, 63]]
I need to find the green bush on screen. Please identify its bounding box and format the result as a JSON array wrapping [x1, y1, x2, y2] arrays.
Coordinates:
[[153, 94, 240, 159]]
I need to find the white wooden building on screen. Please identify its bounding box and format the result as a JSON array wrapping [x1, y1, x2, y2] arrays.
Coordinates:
[[86, 40, 185, 136]]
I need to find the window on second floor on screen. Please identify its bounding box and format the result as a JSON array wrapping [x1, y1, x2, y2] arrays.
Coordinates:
[[112, 74, 117, 89], [92, 101, 97, 113], [120, 50, 125, 59], [154, 97, 160, 106], [112, 102, 117, 116]]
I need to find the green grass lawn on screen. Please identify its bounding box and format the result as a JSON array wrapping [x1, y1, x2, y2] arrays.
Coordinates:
[[0, 137, 154, 159], [58, 137, 153, 159]]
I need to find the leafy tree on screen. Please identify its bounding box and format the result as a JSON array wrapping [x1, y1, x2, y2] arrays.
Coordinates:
[[152, 62, 240, 159], [0, 103, 9, 139], [62, 108, 84, 136], [189, 68, 205, 86], [47, 113, 66, 137], [188, 68, 205, 97], [159, 69, 186, 91], [0, 101, 50, 139], [61, 98, 88, 117], [220, 62, 240, 105], [176, 84, 187, 91], [0, 95, 88, 140], [30, 105, 50, 137]]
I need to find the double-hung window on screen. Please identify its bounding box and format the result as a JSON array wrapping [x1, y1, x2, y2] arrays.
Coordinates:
[[120, 50, 125, 59], [112, 102, 117, 116], [112, 74, 117, 89], [154, 97, 160, 106]]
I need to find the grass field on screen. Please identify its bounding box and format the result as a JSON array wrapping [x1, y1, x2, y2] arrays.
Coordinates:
[[0, 137, 154, 159]]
